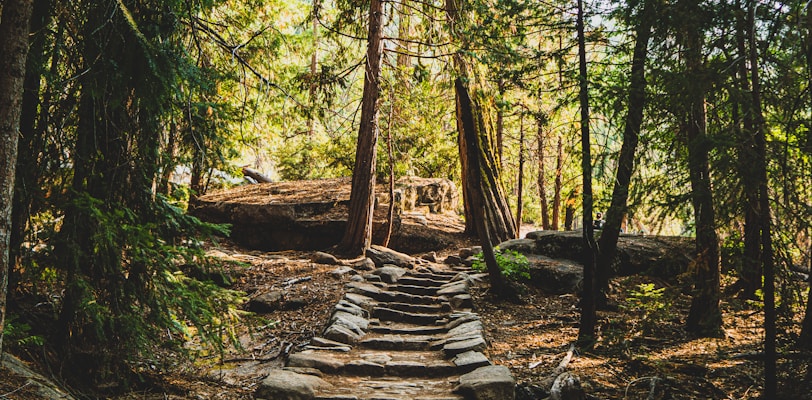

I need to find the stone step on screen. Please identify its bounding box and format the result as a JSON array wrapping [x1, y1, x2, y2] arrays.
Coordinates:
[[381, 301, 450, 314], [373, 307, 445, 325], [374, 290, 445, 305], [288, 349, 459, 377], [388, 284, 440, 296], [396, 276, 450, 287], [408, 271, 457, 281], [313, 376, 464, 400], [359, 334, 435, 351], [369, 322, 447, 336]]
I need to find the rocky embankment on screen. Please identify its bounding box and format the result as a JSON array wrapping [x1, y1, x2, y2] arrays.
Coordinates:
[[190, 177, 464, 253]]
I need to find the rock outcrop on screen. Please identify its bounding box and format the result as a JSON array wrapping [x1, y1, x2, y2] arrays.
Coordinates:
[[496, 231, 694, 294], [190, 177, 465, 253]]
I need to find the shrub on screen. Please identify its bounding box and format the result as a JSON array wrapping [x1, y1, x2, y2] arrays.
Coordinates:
[[471, 247, 531, 281]]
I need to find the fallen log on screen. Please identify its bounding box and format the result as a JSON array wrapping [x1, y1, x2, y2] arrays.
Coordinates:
[[242, 166, 273, 183]]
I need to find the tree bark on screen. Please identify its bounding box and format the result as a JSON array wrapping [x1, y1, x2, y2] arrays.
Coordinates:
[[10, 0, 52, 286], [801, 245, 812, 349], [456, 78, 511, 298], [0, 0, 35, 356], [746, 0, 775, 394], [379, 91, 396, 247], [447, 0, 516, 243], [682, 0, 723, 337], [576, 0, 598, 347], [516, 113, 525, 237], [596, 0, 653, 308], [338, 0, 384, 256], [537, 116, 551, 229], [496, 80, 505, 170], [552, 135, 563, 230], [733, 0, 761, 300]]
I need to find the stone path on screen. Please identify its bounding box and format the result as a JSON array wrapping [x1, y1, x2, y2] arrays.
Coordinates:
[[255, 248, 515, 400]]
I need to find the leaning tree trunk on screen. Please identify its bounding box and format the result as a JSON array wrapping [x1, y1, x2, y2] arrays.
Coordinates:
[[576, 0, 598, 347], [338, 0, 384, 256], [0, 0, 35, 356], [683, 0, 723, 337], [446, 0, 516, 243], [596, 0, 653, 308], [455, 78, 512, 298]]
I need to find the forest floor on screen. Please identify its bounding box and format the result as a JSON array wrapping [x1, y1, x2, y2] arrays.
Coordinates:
[[2, 216, 811, 399]]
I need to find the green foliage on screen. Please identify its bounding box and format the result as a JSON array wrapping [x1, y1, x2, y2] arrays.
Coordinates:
[[58, 192, 245, 386], [2, 316, 45, 347], [621, 283, 673, 336], [471, 247, 531, 281]]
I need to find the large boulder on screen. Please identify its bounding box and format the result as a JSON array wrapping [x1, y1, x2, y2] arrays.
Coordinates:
[[455, 365, 515, 400], [366, 245, 415, 268], [526, 255, 583, 294], [516, 230, 693, 278]]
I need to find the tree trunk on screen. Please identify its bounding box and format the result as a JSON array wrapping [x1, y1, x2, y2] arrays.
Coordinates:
[[516, 113, 525, 237], [564, 188, 578, 230], [596, 0, 653, 308], [745, 0, 775, 394], [576, 0, 598, 347], [379, 91, 396, 247], [537, 116, 551, 229], [0, 0, 35, 356], [734, 0, 761, 300], [447, 0, 516, 243], [338, 0, 384, 256], [396, 1, 411, 72], [683, 0, 723, 337], [496, 80, 505, 169], [10, 0, 52, 286], [552, 135, 563, 230], [308, 0, 319, 139], [801, 4, 812, 351], [456, 78, 512, 299], [801, 245, 812, 348]]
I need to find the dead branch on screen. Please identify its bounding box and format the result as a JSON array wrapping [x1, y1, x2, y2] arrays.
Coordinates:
[[283, 276, 312, 286]]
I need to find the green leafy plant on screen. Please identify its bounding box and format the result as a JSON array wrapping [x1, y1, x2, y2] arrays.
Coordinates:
[[471, 247, 531, 281], [621, 283, 672, 335], [3, 316, 45, 347]]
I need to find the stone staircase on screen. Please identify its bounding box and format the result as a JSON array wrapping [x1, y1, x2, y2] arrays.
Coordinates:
[[255, 255, 515, 400]]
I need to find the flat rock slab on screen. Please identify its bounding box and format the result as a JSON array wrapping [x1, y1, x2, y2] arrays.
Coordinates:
[[373, 307, 443, 325], [374, 266, 408, 283], [456, 365, 516, 400], [367, 245, 415, 268], [360, 335, 432, 351], [443, 336, 487, 357], [288, 351, 346, 373], [453, 351, 491, 372], [256, 369, 333, 400], [437, 283, 467, 296]]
